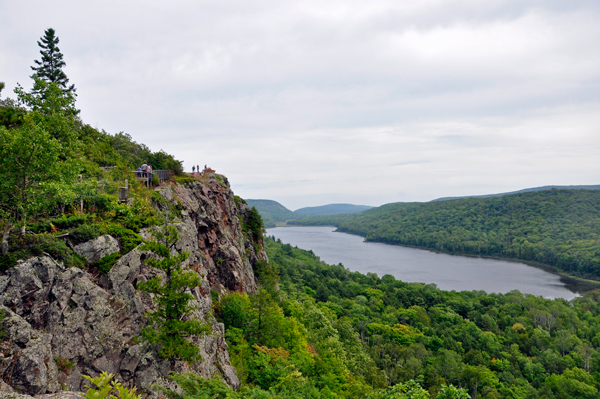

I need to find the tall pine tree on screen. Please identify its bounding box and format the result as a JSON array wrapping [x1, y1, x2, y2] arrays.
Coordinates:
[[30, 28, 76, 94]]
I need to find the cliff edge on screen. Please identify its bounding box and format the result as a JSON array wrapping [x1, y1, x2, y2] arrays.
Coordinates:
[[0, 173, 265, 397]]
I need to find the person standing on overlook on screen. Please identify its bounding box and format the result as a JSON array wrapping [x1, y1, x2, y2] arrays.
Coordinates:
[[192, 165, 195, 175]]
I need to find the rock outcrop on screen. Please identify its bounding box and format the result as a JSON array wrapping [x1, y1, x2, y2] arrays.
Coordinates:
[[0, 173, 266, 397], [73, 235, 120, 263], [156, 174, 266, 295]]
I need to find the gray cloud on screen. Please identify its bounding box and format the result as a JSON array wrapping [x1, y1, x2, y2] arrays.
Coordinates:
[[1, 0, 599, 209]]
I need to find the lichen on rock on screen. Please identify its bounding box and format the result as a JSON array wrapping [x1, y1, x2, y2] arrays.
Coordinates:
[[0, 175, 264, 397]]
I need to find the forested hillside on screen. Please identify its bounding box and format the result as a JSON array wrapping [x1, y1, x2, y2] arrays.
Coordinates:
[[247, 199, 372, 227], [246, 199, 300, 227], [205, 237, 600, 398], [290, 190, 600, 280], [294, 203, 373, 216], [433, 185, 600, 202]]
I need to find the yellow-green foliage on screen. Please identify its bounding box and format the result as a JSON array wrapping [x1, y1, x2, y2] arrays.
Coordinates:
[[83, 371, 141, 399]]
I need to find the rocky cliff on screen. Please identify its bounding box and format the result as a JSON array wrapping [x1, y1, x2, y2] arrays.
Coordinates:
[[0, 173, 266, 398]]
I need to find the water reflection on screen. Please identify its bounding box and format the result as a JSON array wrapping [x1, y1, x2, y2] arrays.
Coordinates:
[[268, 226, 580, 300]]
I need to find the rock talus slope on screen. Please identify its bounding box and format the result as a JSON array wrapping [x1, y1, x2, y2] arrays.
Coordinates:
[[0, 173, 266, 398]]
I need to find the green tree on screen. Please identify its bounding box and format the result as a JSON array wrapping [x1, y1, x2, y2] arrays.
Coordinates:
[[0, 82, 26, 129], [0, 112, 79, 254], [545, 367, 598, 399], [245, 206, 265, 241], [436, 385, 470, 399], [137, 212, 209, 362], [16, 76, 79, 127], [30, 28, 75, 94]]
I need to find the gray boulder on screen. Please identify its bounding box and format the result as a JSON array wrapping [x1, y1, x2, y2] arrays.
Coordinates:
[[73, 235, 119, 263], [0, 175, 267, 396]]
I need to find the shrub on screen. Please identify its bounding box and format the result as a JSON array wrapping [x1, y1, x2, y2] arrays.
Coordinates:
[[64, 254, 86, 269], [51, 215, 88, 230], [83, 371, 141, 399], [30, 215, 88, 233], [0, 309, 6, 341], [54, 356, 75, 374], [94, 252, 121, 273], [34, 235, 72, 259], [119, 215, 158, 232], [154, 372, 236, 399], [89, 193, 119, 213], [69, 224, 102, 244], [0, 233, 85, 270], [103, 225, 143, 253]]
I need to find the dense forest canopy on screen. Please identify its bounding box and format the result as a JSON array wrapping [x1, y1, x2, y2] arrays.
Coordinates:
[[432, 185, 600, 202], [214, 236, 600, 398], [294, 203, 374, 216], [290, 189, 600, 280]]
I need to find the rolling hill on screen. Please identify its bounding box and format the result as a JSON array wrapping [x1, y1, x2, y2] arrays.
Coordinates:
[[290, 189, 600, 280], [294, 203, 373, 216]]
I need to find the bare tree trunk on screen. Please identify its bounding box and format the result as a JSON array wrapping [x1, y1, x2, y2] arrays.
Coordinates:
[[1, 222, 13, 255]]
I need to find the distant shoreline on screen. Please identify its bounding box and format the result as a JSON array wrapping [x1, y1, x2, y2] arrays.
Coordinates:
[[269, 224, 600, 295]]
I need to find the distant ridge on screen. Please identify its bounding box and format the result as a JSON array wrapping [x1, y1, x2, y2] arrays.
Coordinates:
[[245, 199, 299, 227], [432, 185, 600, 202], [246, 200, 373, 227], [294, 203, 373, 216]]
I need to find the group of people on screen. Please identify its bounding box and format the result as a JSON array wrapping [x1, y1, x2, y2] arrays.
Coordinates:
[[137, 163, 153, 177], [191, 165, 200, 175]]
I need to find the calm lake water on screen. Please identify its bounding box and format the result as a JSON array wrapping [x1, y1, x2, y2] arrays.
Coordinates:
[[267, 226, 579, 300]]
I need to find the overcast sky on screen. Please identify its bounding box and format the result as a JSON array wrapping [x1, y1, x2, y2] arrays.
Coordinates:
[[1, 0, 599, 210]]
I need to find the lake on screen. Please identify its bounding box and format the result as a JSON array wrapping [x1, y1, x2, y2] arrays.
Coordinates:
[[267, 226, 580, 300]]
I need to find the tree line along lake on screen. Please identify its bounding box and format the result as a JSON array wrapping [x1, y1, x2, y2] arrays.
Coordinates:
[[267, 226, 590, 300]]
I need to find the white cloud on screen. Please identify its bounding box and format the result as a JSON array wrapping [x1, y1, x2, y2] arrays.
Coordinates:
[[1, 0, 599, 209]]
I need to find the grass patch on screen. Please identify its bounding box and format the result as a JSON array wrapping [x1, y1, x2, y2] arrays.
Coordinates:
[[173, 175, 197, 185]]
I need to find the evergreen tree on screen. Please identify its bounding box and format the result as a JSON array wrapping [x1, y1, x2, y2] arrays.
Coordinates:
[[137, 211, 209, 362], [0, 82, 5, 97], [30, 28, 75, 94]]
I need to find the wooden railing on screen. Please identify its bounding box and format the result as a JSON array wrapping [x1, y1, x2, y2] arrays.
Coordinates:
[[133, 170, 171, 188]]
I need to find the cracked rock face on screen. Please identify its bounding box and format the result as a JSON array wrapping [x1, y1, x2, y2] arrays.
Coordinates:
[[157, 173, 267, 294], [0, 174, 264, 396]]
